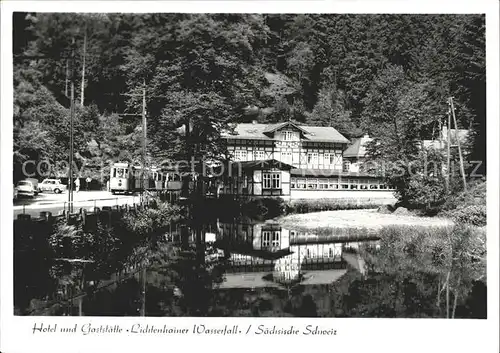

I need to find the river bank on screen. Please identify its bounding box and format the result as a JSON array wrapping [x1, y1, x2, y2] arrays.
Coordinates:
[[277, 208, 454, 230]]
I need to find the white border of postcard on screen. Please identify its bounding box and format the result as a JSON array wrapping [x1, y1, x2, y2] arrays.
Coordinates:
[[1, 1, 499, 353]]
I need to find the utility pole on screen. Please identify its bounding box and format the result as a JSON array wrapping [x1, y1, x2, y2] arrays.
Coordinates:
[[80, 24, 87, 106], [450, 97, 467, 192], [68, 38, 76, 215], [141, 80, 147, 203], [140, 267, 146, 316], [445, 101, 451, 193], [65, 59, 69, 97]]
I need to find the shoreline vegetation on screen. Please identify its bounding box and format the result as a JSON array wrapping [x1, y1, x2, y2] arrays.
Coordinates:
[[277, 209, 454, 231], [15, 195, 487, 318]]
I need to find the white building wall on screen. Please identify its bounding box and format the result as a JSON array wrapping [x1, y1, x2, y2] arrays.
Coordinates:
[[253, 170, 262, 195]]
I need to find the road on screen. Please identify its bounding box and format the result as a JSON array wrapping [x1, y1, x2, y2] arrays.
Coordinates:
[[13, 190, 142, 219]]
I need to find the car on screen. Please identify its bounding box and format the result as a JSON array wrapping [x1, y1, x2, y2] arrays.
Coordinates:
[[25, 178, 40, 194], [16, 180, 36, 198], [39, 178, 67, 194]]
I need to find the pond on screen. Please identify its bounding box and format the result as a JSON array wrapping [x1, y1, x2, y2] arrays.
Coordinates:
[[79, 216, 486, 318]]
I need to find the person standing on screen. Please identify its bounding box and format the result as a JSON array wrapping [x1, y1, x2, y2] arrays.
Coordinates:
[[75, 177, 80, 193]]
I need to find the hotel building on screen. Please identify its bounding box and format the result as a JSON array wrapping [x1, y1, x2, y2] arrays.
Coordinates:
[[218, 121, 395, 202]]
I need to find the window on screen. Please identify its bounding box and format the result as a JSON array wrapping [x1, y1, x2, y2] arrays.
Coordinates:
[[283, 131, 295, 141], [272, 231, 280, 247], [281, 151, 292, 164], [307, 152, 318, 164], [262, 231, 271, 247], [324, 153, 335, 165], [307, 179, 318, 189], [254, 150, 265, 160], [328, 179, 339, 189], [341, 183, 349, 189], [263, 172, 280, 189], [297, 179, 306, 189], [343, 160, 351, 172], [319, 179, 329, 189], [370, 184, 379, 190], [272, 173, 281, 188], [350, 179, 358, 190], [291, 178, 296, 189], [234, 150, 247, 161]]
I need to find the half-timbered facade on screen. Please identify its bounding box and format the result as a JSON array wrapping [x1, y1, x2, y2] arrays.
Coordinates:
[[223, 121, 349, 170], [218, 159, 294, 199], [216, 221, 346, 277], [220, 121, 396, 201]]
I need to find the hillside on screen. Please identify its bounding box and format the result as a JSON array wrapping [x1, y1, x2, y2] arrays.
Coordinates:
[[13, 13, 486, 184]]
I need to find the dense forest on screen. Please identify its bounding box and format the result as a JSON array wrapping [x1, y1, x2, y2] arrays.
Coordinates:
[[13, 13, 485, 183]]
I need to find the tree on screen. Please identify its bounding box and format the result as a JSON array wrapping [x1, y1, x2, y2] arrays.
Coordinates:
[[308, 82, 358, 138], [361, 65, 441, 205]]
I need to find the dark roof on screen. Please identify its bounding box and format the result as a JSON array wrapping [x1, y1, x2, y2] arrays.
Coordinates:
[[290, 168, 379, 178], [343, 135, 372, 158], [222, 123, 350, 144]]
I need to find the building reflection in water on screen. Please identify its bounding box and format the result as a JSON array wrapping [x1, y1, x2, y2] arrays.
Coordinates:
[[214, 219, 355, 287]]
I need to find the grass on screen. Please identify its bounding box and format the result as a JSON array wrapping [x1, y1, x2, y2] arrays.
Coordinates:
[[278, 208, 454, 230]]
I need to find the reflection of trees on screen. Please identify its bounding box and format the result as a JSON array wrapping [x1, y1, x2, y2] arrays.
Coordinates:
[[332, 225, 487, 318], [136, 239, 228, 317]]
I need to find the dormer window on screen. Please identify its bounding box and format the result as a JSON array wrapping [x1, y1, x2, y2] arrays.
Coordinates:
[[282, 131, 298, 141]]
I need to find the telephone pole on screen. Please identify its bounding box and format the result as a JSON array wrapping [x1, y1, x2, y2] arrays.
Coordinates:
[[80, 24, 87, 106], [68, 38, 76, 215], [449, 97, 467, 192], [446, 103, 451, 193], [141, 80, 147, 203], [118, 83, 148, 202], [140, 267, 146, 316]]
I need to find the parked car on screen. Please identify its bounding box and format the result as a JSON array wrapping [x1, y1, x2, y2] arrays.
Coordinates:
[[16, 180, 36, 198], [25, 178, 40, 194], [39, 178, 67, 194]]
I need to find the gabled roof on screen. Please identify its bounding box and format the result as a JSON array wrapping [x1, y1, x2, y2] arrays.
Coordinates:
[[223, 123, 350, 144], [262, 121, 308, 135], [343, 135, 372, 158]]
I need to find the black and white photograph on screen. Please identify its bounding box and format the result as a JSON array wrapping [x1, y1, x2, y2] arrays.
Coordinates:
[[1, 1, 499, 352]]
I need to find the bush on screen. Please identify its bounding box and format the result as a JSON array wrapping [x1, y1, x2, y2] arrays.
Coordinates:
[[240, 197, 287, 219], [445, 204, 486, 227], [405, 175, 447, 210], [288, 198, 386, 214], [439, 180, 486, 226]]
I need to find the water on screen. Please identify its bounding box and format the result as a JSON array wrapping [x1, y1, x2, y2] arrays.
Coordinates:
[[37, 216, 485, 318], [79, 218, 384, 317]]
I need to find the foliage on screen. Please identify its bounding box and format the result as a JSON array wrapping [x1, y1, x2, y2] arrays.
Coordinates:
[[239, 197, 288, 219], [288, 198, 388, 214], [122, 199, 182, 240], [360, 224, 486, 318], [439, 180, 486, 226], [14, 199, 182, 314], [14, 13, 486, 182]]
